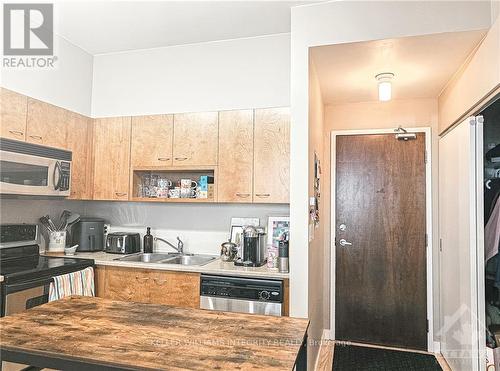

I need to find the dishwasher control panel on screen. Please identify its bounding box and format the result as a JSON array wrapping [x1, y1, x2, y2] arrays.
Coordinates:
[[200, 275, 283, 303]]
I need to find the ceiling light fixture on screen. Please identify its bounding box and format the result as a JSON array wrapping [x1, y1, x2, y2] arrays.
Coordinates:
[[375, 72, 394, 102]]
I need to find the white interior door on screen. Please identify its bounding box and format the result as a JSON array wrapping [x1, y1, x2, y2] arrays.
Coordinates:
[[439, 116, 483, 371]]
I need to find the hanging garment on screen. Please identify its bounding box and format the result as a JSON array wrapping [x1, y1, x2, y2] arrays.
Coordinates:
[[485, 179, 500, 224], [486, 144, 500, 163], [485, 197, 500, 262]]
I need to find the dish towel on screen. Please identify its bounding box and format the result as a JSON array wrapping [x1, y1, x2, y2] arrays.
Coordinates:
[[48, 266, 95, 301]]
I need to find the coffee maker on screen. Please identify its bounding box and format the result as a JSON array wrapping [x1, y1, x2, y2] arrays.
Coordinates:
[[234, 225, 267, 267]]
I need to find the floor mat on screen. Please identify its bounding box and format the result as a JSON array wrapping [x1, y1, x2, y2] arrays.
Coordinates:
[[332, 345, 442, 371]]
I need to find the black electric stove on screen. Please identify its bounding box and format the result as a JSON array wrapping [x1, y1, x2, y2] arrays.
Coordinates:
[[0, 224, 94, 316]]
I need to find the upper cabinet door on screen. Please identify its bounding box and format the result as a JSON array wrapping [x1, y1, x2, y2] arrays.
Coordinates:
[[254, 108, 290, 203], [92, 117, 131, 200], [26, 98, 67, 149], [1, 88, 27, 141], [131, 115, 174, 167], [218, 110, 254, 202], [173, 112, 218, 166], [66, 112, 93, 200]]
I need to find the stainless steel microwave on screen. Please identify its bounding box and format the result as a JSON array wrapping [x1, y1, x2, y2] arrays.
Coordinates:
[[0, 138, 72, 196]]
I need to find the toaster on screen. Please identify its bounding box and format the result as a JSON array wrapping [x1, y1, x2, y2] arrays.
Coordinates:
[[105, 232, 141, 254]]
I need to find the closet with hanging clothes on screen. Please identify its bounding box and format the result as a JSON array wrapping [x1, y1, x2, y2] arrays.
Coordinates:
[[483, 99, 500, 353]]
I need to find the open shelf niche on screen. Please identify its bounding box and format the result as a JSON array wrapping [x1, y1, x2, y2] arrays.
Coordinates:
[[130, 166, 217, 203]]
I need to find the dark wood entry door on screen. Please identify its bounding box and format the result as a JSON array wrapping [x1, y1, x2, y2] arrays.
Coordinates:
[[335, 133, 427, 350]]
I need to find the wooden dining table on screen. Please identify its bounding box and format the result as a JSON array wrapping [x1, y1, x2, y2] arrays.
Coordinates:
[[0, 296, 309, 370]]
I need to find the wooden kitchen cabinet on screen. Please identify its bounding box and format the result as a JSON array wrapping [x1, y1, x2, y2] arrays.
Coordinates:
[[92, 117, 131, 200], [253, 107, 290, 203], [218, 110, 254, 202], [26, 98, 67, 149], [149, 270, 200, 308], [131, 114, 174, 167], [66, 112, 93, 200], [173, 112, 218, 166], [100, 266, 151, 303], [95, 266, 201, 309], [0, 88, 27, 141]]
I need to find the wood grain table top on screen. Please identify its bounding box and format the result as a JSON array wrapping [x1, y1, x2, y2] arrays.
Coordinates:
[[0, 296, 309, 370]]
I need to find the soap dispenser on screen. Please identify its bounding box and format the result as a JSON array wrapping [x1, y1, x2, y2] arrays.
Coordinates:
[[144, 227, 154, 253]]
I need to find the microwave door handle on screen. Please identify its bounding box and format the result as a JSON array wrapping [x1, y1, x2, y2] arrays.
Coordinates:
[[53, 161, 62, 190]]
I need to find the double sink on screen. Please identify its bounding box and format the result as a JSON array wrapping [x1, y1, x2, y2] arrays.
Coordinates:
[[114, 253, 217, 266]]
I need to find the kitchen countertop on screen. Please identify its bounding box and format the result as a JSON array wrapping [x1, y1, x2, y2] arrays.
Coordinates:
[[0, 295, 308, 370], [43, 251, 290, 279]]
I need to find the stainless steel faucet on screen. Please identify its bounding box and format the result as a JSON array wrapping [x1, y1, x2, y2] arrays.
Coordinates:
[[154, 236, 184, 254]]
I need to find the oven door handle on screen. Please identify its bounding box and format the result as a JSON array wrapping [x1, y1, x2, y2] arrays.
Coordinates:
[[5, 277, 53, 294], [53, 161, 62, 190]]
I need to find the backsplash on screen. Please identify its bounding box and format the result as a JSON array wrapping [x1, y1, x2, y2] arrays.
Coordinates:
[[0, 199, 289, 255]]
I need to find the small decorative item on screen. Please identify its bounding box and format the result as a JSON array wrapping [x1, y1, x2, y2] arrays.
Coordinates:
[[230, 225, 244, 258], [310, 151, 321, 227], [267, 216, 290, 248], [267, 244, 278, 269]]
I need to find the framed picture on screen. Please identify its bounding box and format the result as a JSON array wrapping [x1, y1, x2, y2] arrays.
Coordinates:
[[230, 225, 244, 245], [267, 216, 290, 248]]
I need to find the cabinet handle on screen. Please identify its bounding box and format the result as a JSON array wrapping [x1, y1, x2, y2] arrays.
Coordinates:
[[255, 193, 271, 198], [157, 157, 170, 161], [8, 130, 24, 136], [135, 276, 149, 282], [153, 278, 168, 285], [174, 156, 188, 161], [235, 193, 250, 198], [115, 192, 127, 197], [29, 135, 42, 140]]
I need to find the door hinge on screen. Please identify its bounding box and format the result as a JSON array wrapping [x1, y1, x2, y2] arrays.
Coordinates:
[[439, 238, 443, 252], [424, 150, 428, 164], [426, 319, 429, 333], [425, 233, 428, 247]]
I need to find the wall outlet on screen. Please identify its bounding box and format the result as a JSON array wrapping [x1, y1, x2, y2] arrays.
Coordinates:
[[104, 224, 111, 236]]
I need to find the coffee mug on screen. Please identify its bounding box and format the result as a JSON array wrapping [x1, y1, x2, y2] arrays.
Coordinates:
[[180, 179, 197, 188], [168, 187, 181, 198]]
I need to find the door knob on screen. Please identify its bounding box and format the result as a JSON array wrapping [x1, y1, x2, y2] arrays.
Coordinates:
[[339, 239, 352, 247]]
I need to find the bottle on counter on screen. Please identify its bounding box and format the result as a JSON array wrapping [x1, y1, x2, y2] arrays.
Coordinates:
[[143, 227, 154, 253]]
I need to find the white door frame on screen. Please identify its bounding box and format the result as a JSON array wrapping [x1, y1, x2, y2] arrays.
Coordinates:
[[328, 127, 434, 352]]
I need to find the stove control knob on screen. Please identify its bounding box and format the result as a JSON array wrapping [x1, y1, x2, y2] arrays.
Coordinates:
[[259, 290, 270, 300]]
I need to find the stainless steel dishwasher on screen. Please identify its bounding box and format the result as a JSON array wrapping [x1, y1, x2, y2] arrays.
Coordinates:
[[200, 274, 283, 316]]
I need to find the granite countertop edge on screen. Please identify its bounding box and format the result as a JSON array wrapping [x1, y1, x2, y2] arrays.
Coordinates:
[[40, 252, 290, 280]]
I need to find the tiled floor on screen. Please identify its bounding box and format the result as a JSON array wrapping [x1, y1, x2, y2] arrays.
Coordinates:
[[316, 341, 452, 371]]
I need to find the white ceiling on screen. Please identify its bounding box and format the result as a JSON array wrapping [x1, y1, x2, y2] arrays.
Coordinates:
[[310, 30, 488, 104], [55, 1, 311, 55]]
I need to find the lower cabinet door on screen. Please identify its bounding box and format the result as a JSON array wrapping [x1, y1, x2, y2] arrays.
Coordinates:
[[97, 266, 200, 309], [103, 266, 151, 303], [149, 271, 200, 309]]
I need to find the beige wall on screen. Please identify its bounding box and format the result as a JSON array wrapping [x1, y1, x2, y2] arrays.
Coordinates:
[[439, 15, 500, 133], [323, 98, 442, 339], [307, 61, 327, 368]]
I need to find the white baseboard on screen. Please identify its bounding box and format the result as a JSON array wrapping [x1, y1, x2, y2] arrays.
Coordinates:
[[433, 341, 441, 354], [323, 328, 333, 340]]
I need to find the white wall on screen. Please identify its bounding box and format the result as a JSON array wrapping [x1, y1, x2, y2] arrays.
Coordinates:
[[0, 198, 289, 255], [81, 201, 289, 255], [1, 35, 93, 116], [307, 59, 326, 369], [91, 33, 290, 117]]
